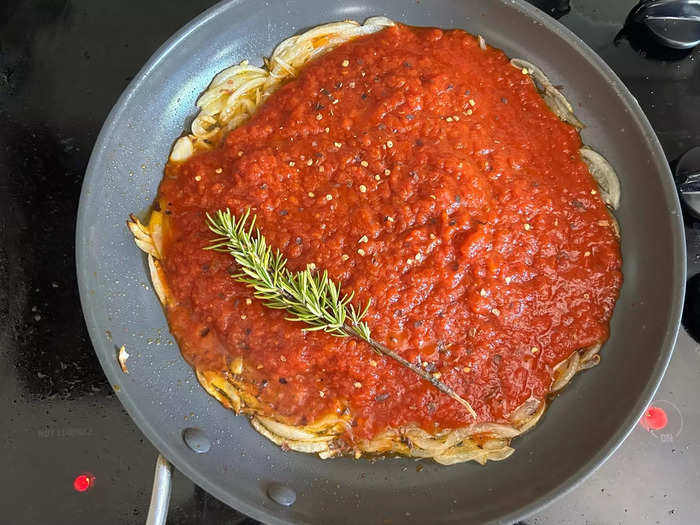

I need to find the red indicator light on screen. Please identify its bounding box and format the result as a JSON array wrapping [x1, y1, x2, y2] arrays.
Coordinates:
[[73, 474, 94, 492], [640, 406, 668, 431]]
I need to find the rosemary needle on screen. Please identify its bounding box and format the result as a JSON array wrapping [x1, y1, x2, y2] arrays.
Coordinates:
[[205, 208, 476, 418]]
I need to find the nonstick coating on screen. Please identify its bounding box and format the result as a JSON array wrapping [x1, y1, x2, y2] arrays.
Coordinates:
[[76, 1, 685, 523]]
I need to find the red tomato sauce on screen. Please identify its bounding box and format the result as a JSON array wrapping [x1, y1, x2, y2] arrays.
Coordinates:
[[157, 24, 622, 440]]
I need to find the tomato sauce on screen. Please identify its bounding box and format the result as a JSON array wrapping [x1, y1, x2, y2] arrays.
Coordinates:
[[157, 24, 622, 440]]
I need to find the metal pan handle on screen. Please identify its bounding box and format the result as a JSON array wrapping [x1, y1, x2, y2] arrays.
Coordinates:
[[146, 455, 173, 525]]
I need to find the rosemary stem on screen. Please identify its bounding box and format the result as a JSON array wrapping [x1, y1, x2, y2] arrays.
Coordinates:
[[205, 208, 476, 418], [339, 326, 477, 418]]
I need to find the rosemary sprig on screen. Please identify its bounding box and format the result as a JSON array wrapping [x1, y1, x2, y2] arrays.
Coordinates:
[[206, 208, 476, 418]]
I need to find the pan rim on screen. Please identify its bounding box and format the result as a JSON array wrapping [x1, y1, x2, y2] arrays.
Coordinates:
[[75, 1, 686, 523]]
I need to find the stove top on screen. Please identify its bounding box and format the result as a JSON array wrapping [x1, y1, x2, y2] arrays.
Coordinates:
[[1, 1, 698, 523]]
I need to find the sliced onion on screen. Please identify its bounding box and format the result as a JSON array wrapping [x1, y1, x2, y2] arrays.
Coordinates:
[[148, 255, 168, 306], [127, 214, 157, 257], [609, 213, 621, 239], [580, 147, 622, 210], [515, 400, 546, 434], [251, 417, 332, 453], [197, 370, 242, 412], [579, 343, 602, 363], [510, 58, 584, 129], [468, 423, 520, 438], [509, 397, 543, 430], [551, 351, 581, 392], [578, 354, 601, 370], [255, 415, 339, 442], [170, 136, 194, 162]]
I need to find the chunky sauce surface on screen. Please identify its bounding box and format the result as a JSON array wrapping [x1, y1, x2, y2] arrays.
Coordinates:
[[158, 25, 622, 440]]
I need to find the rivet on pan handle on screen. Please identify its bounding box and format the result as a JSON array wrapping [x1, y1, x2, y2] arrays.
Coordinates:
[[146, 455, 173, 525]]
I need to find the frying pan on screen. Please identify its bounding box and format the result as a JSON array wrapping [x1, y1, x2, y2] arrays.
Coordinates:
[[76, 0, 686, 523]]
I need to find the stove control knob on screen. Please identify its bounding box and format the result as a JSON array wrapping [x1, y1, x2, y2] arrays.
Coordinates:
[[629, 0, 700, 49], [676, 146, 700, 219]]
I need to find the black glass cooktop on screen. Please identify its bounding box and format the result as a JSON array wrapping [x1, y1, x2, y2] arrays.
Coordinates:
[[1, 1, 698, 523]]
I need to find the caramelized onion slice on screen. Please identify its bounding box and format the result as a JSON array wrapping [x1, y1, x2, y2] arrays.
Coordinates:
[[250, 417, 333, 454], [580, 147, 622, 210], [510, 58, 584, 129], [509, 59, 621, 211], [551, 351, 581, 392]]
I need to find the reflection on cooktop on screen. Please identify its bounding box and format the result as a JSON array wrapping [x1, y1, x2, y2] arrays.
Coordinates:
[[527, 0, 571, 19]]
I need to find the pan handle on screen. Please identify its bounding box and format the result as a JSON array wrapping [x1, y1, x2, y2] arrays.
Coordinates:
[[146, 454, 173, 525]]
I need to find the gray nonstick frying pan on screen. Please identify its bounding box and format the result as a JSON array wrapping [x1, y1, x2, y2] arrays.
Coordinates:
[[76, 1, 686, 523]]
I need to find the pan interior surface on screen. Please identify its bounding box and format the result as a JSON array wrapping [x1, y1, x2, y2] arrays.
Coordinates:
[[76, 1, 685, 523]]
